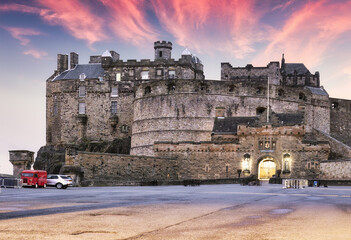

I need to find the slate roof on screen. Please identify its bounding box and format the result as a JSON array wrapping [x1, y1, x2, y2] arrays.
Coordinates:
[[53, 64, 104, 81], [275, 113, 304, 126], [305, 86, 329, 96], [212, 117, 258, 134], [284, 63, 310, 75]]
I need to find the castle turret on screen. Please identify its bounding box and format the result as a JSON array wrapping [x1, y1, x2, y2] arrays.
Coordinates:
[[154, 41, 172, 60]]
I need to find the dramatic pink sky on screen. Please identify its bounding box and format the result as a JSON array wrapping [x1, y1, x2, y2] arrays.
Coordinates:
[[1, 0, 351, 174]]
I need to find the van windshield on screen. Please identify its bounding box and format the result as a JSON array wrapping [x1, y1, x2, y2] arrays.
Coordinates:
[[22, 173, 34, 177]]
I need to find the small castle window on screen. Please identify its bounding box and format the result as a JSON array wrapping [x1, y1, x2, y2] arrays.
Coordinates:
[[169, 70, 176, 79], [299, 92, 306, 101], [121, 125, 129, 133], [116, 72, 121, 81], [79, 86, 86, 97], [278, 89, 284, 97], [129, 69, 134, 76], [111, 87, 118, 97], [111, 101, 117, 114], [229, 85, 235, 92], [79, 73, 86, 81], [78, 103, 86, 114], [144, 86, 151, 94], [156, 69, 163, 76], [256, 107, 266, 115], [98, 76, 103, 82], [331, 102, 339, 109], [168, 83, 176, 92], [53, 103, 58, 116], [141, 71, 149, 79], [159, 51, 163, 58]]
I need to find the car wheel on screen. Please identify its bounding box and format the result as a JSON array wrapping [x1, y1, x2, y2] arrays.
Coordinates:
[[43, 184, 47, 188], [35, 183, 38, 188], [56, 183, 63, 189]]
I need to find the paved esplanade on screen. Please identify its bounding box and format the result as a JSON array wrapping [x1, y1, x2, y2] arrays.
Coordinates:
[[0, 184, 350, 239]]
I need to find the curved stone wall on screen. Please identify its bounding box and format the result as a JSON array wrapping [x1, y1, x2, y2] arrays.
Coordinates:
[[131, 79, 328, 156]]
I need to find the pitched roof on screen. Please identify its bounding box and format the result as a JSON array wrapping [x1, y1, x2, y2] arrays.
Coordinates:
[[284, 63, 310, 75], [274, 113, 304, 126], [306, 86, 329, 96], [212, 117, 258, 134], [53, 64, 104, 81]]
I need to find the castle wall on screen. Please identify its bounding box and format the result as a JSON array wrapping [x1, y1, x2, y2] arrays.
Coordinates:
[[131, 79, 329, 156], [63, 151, 178, 186], [329, 98, 351, 146], [46, 78, 134, 145], [320, 159, 351, 180]]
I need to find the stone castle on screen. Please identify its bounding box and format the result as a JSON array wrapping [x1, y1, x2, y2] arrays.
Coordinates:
[[17, 40, 351, 186]]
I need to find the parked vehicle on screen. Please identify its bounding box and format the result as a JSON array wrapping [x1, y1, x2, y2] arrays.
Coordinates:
[[47, 175, 73, 189], [21, 170, 47, 188]]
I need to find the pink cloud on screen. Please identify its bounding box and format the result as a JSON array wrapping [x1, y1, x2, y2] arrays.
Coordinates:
[[23, 49, 48, 59], [151, 0, 268, 58], [254, 0, 351, 67], [0, 3, 41, 14], [2, 26, 42, 46], [100, 0, 158, 46], [36, 0, 107, 48]]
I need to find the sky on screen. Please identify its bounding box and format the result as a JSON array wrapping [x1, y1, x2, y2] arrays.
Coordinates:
[[1, 0, 351, 175]]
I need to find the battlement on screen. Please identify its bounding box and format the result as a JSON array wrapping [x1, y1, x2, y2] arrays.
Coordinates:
[[154, 41, 172, 49]]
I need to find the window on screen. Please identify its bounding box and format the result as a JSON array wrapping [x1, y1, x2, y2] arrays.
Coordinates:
[[53, 103, 58, 116], [299, 92, 306, 101], [116, 72, 121, 81], [144, 86, 151, 94], [78, 103, 86, 114], [156, 69, 163, 76], [256, 107, 266, 115], [98, 76, 103, 82], [331, 102, 339, 109], [111, 87, 118, 97], [121, 125, 129, 133], [129, 69, 134, 76], [79, 73, 86, 81], [159, 51, 163, 57], [141, 71, 149, 79], [169, 70, 175, 79], [79, 86, 86, 97], [278, 89, 284, 97], [111, 101, 117, 114]]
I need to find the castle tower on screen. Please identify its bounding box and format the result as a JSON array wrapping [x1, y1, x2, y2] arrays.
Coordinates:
[[154, 41, 172, 60], [9, 150, 34, 178]]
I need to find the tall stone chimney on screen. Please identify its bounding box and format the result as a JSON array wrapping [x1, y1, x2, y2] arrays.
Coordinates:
[[57, 54, 68, 73], [70, 52, 79, 69]]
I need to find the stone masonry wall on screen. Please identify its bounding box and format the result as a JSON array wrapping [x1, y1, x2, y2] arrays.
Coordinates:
[[63, 151, 178, 186], [330, 98, 351, 146], [132, 79, 330, 156], [46, 78, 134, 144], [320, 160, 351, 180]]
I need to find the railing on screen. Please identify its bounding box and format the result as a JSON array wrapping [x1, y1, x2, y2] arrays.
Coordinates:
[[0, 178, 22, 188], [283, 179, 308, 189]]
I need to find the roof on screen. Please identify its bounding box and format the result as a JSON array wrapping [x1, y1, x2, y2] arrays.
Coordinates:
[[182, 48, 192, 55], [275, 113, 304, 126], [305, 86, 329, 96], [212, 117, 258, 134], [284, 63, 310, 75], [53, 64, 104, 81]]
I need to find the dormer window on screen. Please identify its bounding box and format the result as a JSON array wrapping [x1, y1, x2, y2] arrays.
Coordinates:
[[79, 73, 86, 81]]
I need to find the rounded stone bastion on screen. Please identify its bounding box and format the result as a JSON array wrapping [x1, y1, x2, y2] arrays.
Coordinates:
[[130, 78, 328, 156]]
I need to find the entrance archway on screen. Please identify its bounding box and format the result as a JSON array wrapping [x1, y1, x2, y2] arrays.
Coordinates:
[[258, 158, 276, 180]]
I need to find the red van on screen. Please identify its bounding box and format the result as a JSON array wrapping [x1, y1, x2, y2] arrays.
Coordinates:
[[21, 170, 47, 188]]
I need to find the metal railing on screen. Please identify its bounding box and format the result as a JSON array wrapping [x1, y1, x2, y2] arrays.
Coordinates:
[[0, 178, 22, 188]]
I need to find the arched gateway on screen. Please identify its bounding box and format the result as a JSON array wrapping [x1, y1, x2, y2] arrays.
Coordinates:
[[258, 157, 277, 180]]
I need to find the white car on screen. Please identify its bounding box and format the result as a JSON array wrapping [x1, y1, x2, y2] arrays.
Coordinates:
[[47, 175, 73, 189]]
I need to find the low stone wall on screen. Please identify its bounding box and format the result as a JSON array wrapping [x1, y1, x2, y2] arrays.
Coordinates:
[[320, 159, 351, 180], [62, 151, 178, 186]]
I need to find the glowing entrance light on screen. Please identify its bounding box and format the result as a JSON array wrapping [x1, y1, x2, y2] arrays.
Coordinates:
[[259, 158, 276, 180]]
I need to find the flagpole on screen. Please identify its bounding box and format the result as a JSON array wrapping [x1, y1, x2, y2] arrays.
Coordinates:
[[267, 77, 270, 123]]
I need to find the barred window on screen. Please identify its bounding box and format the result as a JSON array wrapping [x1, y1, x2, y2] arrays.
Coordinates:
[[141, 71, 149, 79], [169, 70, 175, 79], [79, 86, 85, 97], [111, 101, 117, 114], [78, 103, 86, 114], [111, 87, 118, 97]]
